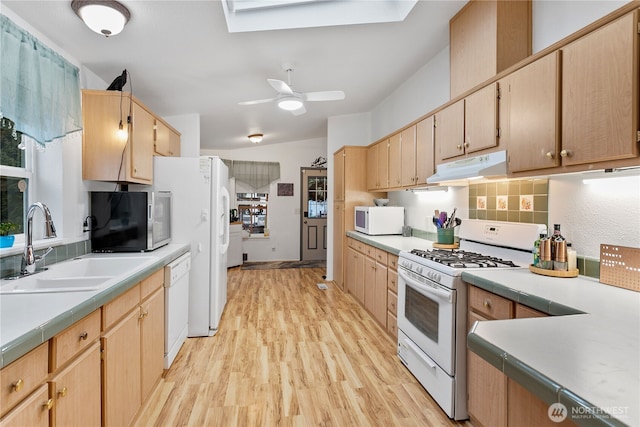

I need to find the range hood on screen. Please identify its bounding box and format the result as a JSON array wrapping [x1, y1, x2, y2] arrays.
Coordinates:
[[427, 150, 507, 183]]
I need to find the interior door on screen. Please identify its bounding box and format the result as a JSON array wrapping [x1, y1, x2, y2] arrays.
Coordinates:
[[301, 168, 327, 261]]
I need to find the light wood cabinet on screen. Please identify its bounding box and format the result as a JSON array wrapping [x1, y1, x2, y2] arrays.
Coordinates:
[[503, 52, 560, 172], [81, 90, 155, 184], [334, 150, 345, 202], [50, 342, 101, 427], [346, 245, 365, 305], [0, 343, 48, 419], [468, 285, 556, 427], [366, 140, 389, 191], [333, 203, 345, 290], [0, 384, 50, 427], [449, 0, 532, 98], [435, 100, 465, 161], [386, 254, 398, 339], [415, 117, 435, 186], [140, 287, 165, 402], [388, 133, 402, 188], [154, 119, 181, 157], [561, 11, 639, 166]]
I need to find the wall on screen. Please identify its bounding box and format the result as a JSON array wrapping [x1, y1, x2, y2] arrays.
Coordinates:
[[204, 138, 327, 262]]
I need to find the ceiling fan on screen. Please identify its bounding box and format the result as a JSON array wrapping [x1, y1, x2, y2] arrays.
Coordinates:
[[238, 65, 345, 116]]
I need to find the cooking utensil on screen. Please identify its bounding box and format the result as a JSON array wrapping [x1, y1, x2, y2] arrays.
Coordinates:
[[439, 211, 447, 226], [447, 208, 457, 228], [454, 217, 462, 227], [433, 217, 441, 228]]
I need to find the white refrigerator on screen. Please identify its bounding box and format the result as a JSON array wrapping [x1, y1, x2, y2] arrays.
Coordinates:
[[153, 156, 230, 337]]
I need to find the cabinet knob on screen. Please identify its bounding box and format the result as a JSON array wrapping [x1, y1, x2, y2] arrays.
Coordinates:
[[545, 152, 554, 159], [43, 399, 54, 411], [456, 144, 462, 150], [79, 331, 88, 341], [58, 387, 68, 398], [483, 299, 492, 310], [560, 149, 570, 158], [464, 142, 470, 148], [12, 378, 24, 392]]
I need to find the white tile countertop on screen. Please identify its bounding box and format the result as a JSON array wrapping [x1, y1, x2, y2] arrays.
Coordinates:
[[463, 270, 639, 427], [346, 231, 435, 254], [0, 243, 189, 368]]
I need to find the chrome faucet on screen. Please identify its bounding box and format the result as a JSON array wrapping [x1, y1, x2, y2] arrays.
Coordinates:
[[21, 202, 57, 275]]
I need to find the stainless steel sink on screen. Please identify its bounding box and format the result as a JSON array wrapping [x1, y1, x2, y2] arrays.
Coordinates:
[[0, 255, 156, 294]]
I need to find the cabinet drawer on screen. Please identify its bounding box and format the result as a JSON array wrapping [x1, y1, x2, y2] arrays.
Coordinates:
[[140, 269, 164, 301], [355, 240, 365, 252], [469, 286, 513, 320], [387, 290, 398, 314], [50, 309, 101, 371], [0, 343, 48, 418], [102, 284, 141, 330], [386, 312, 398, 339], [515, 304, 547, 319], [388, 254, 398, 270], [375, 249, 388, 265], [347, 238, 356, 249], [364, 244, 375, 258], [387, 269, 398, 293]]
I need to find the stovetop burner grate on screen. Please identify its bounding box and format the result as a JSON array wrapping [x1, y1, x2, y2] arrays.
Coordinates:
[[409, 249, 519, 268]]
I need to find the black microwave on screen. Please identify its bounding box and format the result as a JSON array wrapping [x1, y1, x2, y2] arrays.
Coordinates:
[[90, 191, 171, 252]]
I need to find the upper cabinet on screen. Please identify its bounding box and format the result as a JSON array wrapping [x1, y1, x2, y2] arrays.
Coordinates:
[[436, 83, 500, 163], [503, 52, 560, 173], [366, 140, 389, 191], [401, 118, 434, 187], [450, 0, 532, 98], [561, 11, 639, 166], [388, 132, 402, 188], [81, 90, 180, 185], [154, 119, 181, 157]]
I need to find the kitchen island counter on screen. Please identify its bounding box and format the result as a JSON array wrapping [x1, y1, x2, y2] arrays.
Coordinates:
[[0, 243, 189, 368], [464, 269, 639, 427]]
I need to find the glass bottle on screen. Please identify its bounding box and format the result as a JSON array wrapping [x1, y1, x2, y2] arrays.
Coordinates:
[[533, 233, 545, 267]]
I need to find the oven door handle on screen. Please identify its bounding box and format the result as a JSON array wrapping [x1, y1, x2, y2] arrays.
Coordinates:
[[399, 269, 452, 303]]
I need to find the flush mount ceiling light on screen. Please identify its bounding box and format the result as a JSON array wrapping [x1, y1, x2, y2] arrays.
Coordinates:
[[71, 0, 131, 37], [277, 95, 304, 111], [248, 133, 263, 143]]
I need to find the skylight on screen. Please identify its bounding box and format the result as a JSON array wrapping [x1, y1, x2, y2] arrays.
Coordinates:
[[221, 0, 418, 33]]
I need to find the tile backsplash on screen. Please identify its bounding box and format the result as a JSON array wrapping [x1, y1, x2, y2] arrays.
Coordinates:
[[0, 240, 91, 279], [469, 178, 548, 225]]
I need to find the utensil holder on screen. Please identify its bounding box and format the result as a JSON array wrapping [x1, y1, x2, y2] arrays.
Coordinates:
[[437, 228, 454, 244]]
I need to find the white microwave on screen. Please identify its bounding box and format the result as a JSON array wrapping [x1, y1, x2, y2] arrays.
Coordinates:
[[354, 206, 404, 235]]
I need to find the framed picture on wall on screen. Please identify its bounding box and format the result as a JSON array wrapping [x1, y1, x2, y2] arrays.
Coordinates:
[[277, 183, 294, 196]]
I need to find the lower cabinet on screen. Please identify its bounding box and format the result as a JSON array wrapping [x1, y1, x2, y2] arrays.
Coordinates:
[[0, 384, 50, 427], [140, 287, 165, 401]]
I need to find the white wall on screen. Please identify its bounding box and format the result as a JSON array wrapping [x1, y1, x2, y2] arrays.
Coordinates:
[[203, 138, 327, 262], [162, 113, 200, 158]]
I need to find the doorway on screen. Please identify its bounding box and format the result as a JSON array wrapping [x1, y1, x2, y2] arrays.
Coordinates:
[[300, 167, 327, 261]]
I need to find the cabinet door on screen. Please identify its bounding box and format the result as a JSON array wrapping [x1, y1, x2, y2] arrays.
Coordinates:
[[101, 309, 142, 427], [130, 102, 155, 181], [332, 203, 344, 290], [388, 133, 402, 188], [363, 257, 376, 314], [51, 342, 101, 427], [346, 247, 358, 298], [140, 288, 165, 401], [467, 311, 507, 427], [415, 116, 435, 185], [435, 99, 465, 162], [0, 343, 48, 418], [506, 52, 560, 172], [465, 83, 499, 154], [333, 150, 345, 201], [562, 11, 639, 165], [0, 384, 49, 427], [400, 125, 417, 187], [155, 120, 181, 157], [377, 140, 389, 190], [373, 262, 388, 326]]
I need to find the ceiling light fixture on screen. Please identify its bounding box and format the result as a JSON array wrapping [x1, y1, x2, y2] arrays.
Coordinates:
[[277, 96, 304, 111], [248, 133, 263, 144], [71, 0, 131, 37]]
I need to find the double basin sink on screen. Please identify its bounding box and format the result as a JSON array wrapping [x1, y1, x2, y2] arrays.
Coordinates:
[[0, 254, 156, 294]]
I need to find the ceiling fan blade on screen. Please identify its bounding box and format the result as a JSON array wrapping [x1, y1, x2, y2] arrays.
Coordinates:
[[267, 79, 294, 95], [291, 104, 306, 116], [304, 90, 345, 102], [238, 97, 277, 106]]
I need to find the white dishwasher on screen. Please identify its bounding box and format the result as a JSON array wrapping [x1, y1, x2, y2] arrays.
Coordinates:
[[164, 252, 191, 369]]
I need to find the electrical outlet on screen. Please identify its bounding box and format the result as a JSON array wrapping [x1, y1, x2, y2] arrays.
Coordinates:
[[272, 247, 276, 252]]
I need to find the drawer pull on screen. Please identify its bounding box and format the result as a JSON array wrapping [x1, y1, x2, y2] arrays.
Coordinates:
[[79, 331, 88, 341], [483, 299, 492, 310], [58, 387, 68, 398], [12, 378, 24, 392], [43, 399, 53, 411], [139, 309, 149, 319]]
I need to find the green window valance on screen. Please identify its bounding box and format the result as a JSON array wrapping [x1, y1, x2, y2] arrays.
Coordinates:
[[223, 160, 280, 189], [1, 14, 82, 145]]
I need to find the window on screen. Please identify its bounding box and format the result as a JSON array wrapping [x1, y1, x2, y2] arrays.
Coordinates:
[[0, 118, 30, 236], [307, 175, 327, 218], [237, 192, 268, 235]]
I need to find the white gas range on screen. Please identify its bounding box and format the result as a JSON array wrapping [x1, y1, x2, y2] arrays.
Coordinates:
[[396, 219, 547, 420]]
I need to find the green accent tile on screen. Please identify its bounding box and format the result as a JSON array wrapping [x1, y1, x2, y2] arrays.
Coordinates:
[[508, 181, 520, 195], [585, 258, 600, 279], [487, 196, 496, 210], [508, 211, 520, 222], [487, 210, 497, 220], [469, 209, 477, 219], [497, 181, 509, 195], [533, 179, 549, 194], [533, 212, 549, 226], [508, 195, 519, 209], [520, 180, 534, 194], [477, 210, 487, 220], [469, 185, 477, 197], [577, 257, 586, 275], [469, 195, 475, 209], [487, 183, 497, 197], [533, 195, 548, 212], [519, 212, 533, 223], [496, 210, 509, 221], [477, 183, 487, 196]]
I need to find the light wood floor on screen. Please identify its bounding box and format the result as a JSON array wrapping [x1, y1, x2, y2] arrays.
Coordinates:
[[135, 267, 473, 426]]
